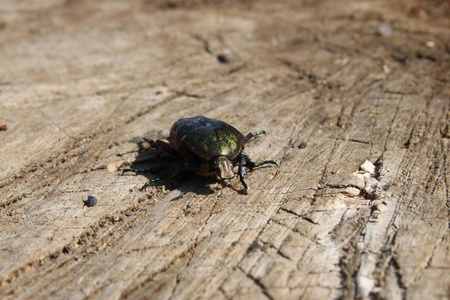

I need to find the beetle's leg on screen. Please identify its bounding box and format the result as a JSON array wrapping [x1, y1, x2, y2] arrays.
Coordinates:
[[122, 164, 171, 175], [255, 160, 278, 167], [143, 138, 183, 159], [244, 131, 266, 143], [122, 168, 152, 174], [238, 153, 254, 194], [141, 162, 192, 191], [238, 153, 278, 193], [141, 170, 179, 191]]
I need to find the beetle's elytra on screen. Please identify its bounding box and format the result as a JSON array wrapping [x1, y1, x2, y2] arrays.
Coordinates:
[[123, 116, 277, 193]]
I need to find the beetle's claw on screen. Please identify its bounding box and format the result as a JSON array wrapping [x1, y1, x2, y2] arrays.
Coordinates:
[[140, 183, 149, 191], [141, 179, 156, 191], [240, 187, 249, 194], [121, 169, 132, 175]]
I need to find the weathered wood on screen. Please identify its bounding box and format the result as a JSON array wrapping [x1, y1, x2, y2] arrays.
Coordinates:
[[0, 0, 449, 299]]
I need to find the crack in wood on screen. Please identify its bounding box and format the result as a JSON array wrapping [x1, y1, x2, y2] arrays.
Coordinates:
[[270, 218, 323, 247], [218, 286, 232, 300], [279, 207, 319, 225], [389, 256, 407, 292], [267, 244, 292, 262], [237, 266, 274, 300]]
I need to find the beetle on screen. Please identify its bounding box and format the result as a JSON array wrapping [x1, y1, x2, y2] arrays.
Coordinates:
[[123, 116, 277, 193]]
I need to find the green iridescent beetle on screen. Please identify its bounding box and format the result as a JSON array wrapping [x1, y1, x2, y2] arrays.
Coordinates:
[[123, 116, 277, 193]]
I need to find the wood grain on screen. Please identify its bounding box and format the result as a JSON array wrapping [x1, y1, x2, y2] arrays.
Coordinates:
[[0, 0, 449, 299]]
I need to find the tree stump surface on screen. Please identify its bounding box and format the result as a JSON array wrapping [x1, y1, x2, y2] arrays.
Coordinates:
[[0, 0, 449, 299]]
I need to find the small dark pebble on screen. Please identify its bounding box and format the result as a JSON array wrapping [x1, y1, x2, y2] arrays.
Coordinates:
[[217, 54, 230, 64], [84, 195, 98, 207], [0, 124, 7, 131], [117, 153, 124, 157], [297, 142, 308, 149]]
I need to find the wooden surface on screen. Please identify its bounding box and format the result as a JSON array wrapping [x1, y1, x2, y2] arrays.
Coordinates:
[[0, 0, 449, 299]]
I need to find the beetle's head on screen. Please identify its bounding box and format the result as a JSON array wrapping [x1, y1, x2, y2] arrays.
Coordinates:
[[213, 156, 235, 179]]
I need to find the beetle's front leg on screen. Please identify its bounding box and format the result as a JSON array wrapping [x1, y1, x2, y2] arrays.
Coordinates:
[[238, 153, 255, 194], [238, 153, 278, 193]]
